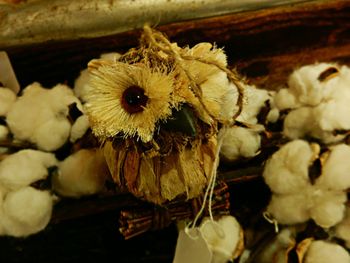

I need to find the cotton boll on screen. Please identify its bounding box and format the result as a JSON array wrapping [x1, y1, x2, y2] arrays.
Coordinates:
[[317, 144, 350, 190], [70, 115, 90, 143], [53, 148, 109, 197], [310, 190, 346, 228], [48, 84, 82, 113], [0, 150, 57, 190], [266, 107, 280, 123], [314, 99, 350, 133], [0, 125, 8, 140], [283, 107, 313, 140], [278, 63, 350, 143], [7, 82, 80, 151], [267, 193, 311, 225], [219, 85, 274, 161], [335, 208, 350, 248], [74, 69, 91, 102], [2, 187, 53, 237], [274, 88, 299, 110], [33, 118, 71, 151], [0, 87, 16, 116], [200, 215, 242, 263], [237, 85, 270, 124], [220, 126, 260, 161], [283, 103, 347, 144], [287, 63, 338, 106], [263, 140, 313, 194], [7, 83, 46, 140], [304, 240, 350, 263]]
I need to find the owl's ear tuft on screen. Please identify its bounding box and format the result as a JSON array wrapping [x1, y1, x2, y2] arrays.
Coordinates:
[[87, 59, 114, 72]]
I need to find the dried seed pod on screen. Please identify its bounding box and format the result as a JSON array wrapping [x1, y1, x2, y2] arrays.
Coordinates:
[[254, 227, 297, 263], [295, 237, 313, 262]]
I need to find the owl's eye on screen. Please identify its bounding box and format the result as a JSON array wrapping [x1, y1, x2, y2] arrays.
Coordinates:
[[121, 86, 148, 113]]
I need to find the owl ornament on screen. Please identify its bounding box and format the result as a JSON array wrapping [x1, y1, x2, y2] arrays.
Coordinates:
[[85, 26, 244, 205]]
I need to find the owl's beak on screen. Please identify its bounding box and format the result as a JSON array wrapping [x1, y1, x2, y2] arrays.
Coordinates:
[[161, 104, 197, 137]]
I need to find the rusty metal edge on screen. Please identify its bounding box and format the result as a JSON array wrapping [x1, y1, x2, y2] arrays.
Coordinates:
[[0, 0, 316, 48]]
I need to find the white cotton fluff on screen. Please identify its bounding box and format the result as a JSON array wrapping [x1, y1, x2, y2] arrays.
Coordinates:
[[0, 125, 9, 140], [276, 63, 341, 109], [283, 107, 313, 139], [0, 87, 16, 117], [220, 126, 261, 161], [304, 240, 350, 263], [315, 99, 350, 131], [309, 189, 347, 228], [336, 208, 350, 248], [219, 85, 276, 162], [317, 144, 350, 190], [275, 63, 350, 143], [267, 193, 311, 225], [52, 148, 109, 197], [287, 63, 339, 106], [70, 115, 90, 143], [0, 187, 53, 237], [0, 149, 57, 191], [274, 88, 298, 110], [74, 69, 91, 102], [266, 106, 280, 123], [267, 183, 346, 229], [264, 140, 349, 228], [237, 85, 270, 124], [263, 140, 313, 195], [7, 82, 82, 151], [200, 215, 241, 263]]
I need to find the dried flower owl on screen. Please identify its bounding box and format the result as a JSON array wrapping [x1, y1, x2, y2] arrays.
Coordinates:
[[84, 26, 243, 204]]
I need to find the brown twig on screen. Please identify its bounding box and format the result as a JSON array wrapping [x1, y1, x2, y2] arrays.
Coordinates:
[[0, 139, 34, 150], [118, 181, 231, 239]]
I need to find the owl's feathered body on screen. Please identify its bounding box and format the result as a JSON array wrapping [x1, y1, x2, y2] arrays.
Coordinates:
[[85, 27, 241, 204]]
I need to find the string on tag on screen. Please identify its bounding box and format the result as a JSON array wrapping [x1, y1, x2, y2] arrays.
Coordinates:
[[184, 226, 201, 240], [263, 211, 279, 233], [190, 126, 228, 231]]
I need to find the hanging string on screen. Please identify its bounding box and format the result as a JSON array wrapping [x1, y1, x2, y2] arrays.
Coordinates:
[[263, 211, 280, 233], [191, 126, 228, 228]]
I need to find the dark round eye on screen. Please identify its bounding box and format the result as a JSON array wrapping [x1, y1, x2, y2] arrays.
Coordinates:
[[121, 85, 148, 113]]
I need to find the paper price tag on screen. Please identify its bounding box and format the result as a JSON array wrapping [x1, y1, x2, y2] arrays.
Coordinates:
[[0, 52, 20, 94], [173, 228, 212, 263]]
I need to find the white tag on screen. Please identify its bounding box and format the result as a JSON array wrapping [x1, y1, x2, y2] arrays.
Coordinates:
[[0, 51, 20, 94], [173, 228, 212, 263]]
